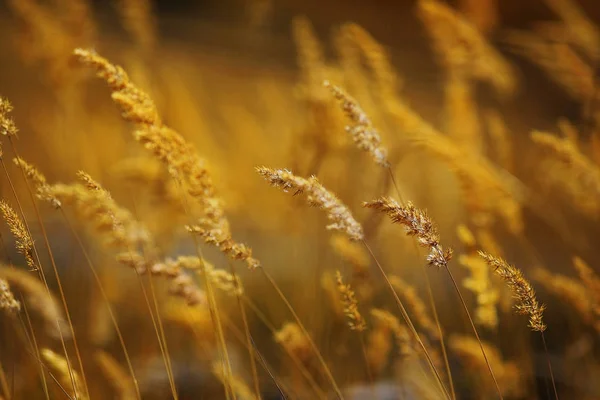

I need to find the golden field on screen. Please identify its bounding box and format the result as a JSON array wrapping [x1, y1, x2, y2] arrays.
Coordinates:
[[0, 0, 599, 399]]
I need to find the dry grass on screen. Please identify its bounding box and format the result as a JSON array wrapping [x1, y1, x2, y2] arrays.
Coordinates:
[[1, 0, 600, 399]]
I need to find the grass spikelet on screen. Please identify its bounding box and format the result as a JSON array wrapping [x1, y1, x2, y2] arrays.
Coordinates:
[[484, 110, 513, 172], [387, 96, 524, 233], [342, 23, 401, 103], [0, 267, 70, 339], [505, 31, 595, 102], [370, 308, 414, 359], [531, 130, 600, 216], [417, 0, 515, 95], [212, 362, 258, 400], [478, 251, 546, 332], [367, 197, 501, 397], [323, 81, 390, 167], [449, 335, 524, 398], [49, 175, 207, 306], [292, 15, 328, 99], [459, 254, 499, 329], [0, 277, 20, 315], [95, 351, 137, 400], [335, 270, 366, 332], [532, 268, 596, 329], [443, 69, 482, 153], [116, 0, 156, 52], [572, 257, 600, 324], [457, 225, 499, 329], [13, 158, 61, 208], [389, 276, 438, 339], [0, 200, 37, 271], [365, 315, 393, 376], [544, 0, 600, 60], [364, 197, 452, 268], [41, 348, 87, 400], [74, 49, 259, 271], [274, 322, 312, 364], [256, 166, 364, 241], [330, 234, 370, 271], [153, 256, 241, 297], [47, 180, 149, 256], [0, 97, 18, 138]]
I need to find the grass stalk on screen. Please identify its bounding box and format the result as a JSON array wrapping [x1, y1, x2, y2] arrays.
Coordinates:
[[362, 240, 451, 400], [225, 260, 261, 399], [258, 267, 343, 399], [242, 296, 327, 399], [541, 331, 559, 400], [387, 165, 456, 399], [0, 157, 78, 397], [444, 266, 503, 399]]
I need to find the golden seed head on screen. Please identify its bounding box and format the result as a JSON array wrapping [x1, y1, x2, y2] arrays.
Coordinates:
[[257, 166, 364, 241], [274, 322, 312, 363], [324, 80, 390, 167], [0, 201, 37, 271], [42, 348, 87, 399], [0, 278, 20, 315], [0, 97, 18, 138], [479, 251, 546, 332], [13, 158, 61, 208], [335, 270, 367, 332], [364, 197, 453, 268]]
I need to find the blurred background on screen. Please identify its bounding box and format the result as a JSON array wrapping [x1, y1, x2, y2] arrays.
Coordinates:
[[1, 0, 600, 399]]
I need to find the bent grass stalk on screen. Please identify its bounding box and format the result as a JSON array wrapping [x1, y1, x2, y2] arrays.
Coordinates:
[[225, 259, 261, 399], [57, 209, 141, 399], [242, 295, 328, 399], [326, 79, 456, 398], [388, 165, 456, 400], [218, 312, 292, 398], [0, 158, 78, 397], [444, 266, 503, 399], [0, 233, 49, 400], [479, 251, 558, 400], [258, 267, 343, 398], [127, 194, 178, 400], [5, 135, 90, 397], [364, 197, 502, 398], [361, 240, 451, 400]]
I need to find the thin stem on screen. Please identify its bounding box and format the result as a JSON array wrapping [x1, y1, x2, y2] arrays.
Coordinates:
[[59, 209, 141, 399], [387, 167, 406, 205], [0, 158, 78, 397], [6, 138, 89, 397], [128, 194, 177, 400], [0, 357, 9, 400], [423, 269, 455, 400], [387, 166, 455, 399], [220, 311, 291, 399], [249, 335, 289, 400], [258, 267, 343, 399], [174, 180, 235, 399], [133, 268, 178, 398], [444, 266, 503, 399], [362, 240, 451, 400], [358, 332, 372, 386], [226, 260, 261, 399], [145, 272, 178, 400], [19, 298, 50, 399], [242, 296, 327, 399], [541, 331, 559, 400], [0, 235, 49, 399]]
